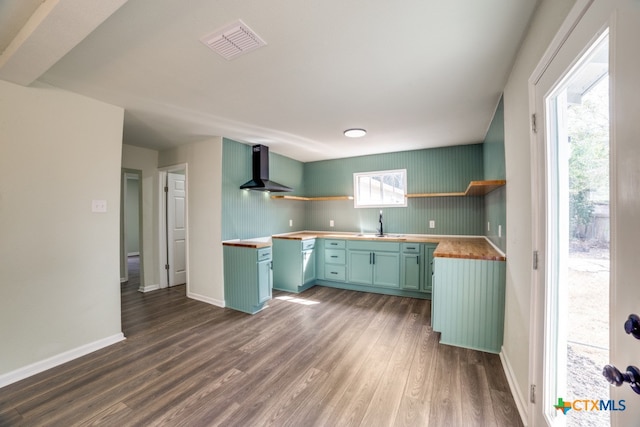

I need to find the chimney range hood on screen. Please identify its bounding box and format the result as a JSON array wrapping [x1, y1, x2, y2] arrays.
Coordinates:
[[240, 144, 293, 192]]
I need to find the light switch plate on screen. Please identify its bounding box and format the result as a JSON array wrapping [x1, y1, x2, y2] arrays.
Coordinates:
[[289, 219, 293, 227], [330, 220, 335, 227], [429, 220, 435, 229], [92, 200, 107, 213]]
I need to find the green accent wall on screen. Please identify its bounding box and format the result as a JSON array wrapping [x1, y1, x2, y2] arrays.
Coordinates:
[[222, 135, 507, 249], [221, 139, 306, 240], [303, 145, 484, 235], [483, 96, 507, 251]]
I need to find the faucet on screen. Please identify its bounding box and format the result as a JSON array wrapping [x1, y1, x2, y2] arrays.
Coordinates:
[[376, 210, 384, 236]]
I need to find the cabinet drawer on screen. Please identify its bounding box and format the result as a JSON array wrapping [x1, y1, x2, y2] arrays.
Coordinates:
[[324, 239, 346, 249], [402, 243, 421, 253], [301, 239, 316, 251], [257, 247, 272, 261], [325, 249, 346, 265], [324, 264, 346, 281]]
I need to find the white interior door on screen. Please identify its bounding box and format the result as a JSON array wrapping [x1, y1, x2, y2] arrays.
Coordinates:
[[531, 1, 640, 426], [167, 172, 186, 286]]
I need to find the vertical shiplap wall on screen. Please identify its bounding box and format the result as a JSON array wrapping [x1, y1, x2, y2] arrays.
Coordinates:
[[222, 139, 306, 240], [304, 145, 485, 235], [482, 96, 507, 251]]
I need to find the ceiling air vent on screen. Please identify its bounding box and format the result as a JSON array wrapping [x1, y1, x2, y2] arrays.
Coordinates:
[[200, 20, 266, 60]]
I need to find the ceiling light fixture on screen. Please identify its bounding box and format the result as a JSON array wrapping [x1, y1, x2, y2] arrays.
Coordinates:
[[344, 128, 367, 138]]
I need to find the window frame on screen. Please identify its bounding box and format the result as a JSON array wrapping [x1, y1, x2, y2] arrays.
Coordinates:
[[353, 169, 407, 208]]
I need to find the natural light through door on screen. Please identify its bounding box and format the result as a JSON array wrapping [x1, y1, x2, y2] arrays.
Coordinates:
[[544, 32, 610, 427]]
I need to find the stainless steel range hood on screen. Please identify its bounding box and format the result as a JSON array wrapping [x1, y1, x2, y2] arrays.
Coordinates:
[[240, 144, 293, 192]]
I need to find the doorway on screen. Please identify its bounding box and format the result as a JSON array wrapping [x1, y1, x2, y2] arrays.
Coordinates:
[[159, 165, 188, 289], [530, 0, 640, 425], [120, 168, 144, 286]]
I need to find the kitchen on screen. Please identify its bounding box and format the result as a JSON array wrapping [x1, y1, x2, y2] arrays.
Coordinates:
[[222, 98, 507, 353]]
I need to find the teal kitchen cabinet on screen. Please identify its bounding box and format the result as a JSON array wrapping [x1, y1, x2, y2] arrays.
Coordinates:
[[223, 245, 272, 314], [347, 240, 400, 288], [431, 256, 506, 353], [322, 239, 346, 282], [423, 243, 437, 294], [400, 243, 423, 290], [272, 238, 316, 293]]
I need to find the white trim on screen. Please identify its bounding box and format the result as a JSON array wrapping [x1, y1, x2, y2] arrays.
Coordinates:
[[120, 277, 127, 283], [500, 348, 529, 426], [138, 283, 161, 293], [188, 292, 225, 308], [0, 333, 125, 389], [127, 252, 140, 257], [158, 164, 189, 293]]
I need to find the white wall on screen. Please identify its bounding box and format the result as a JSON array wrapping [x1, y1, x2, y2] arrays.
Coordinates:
[[121, 144, 160, 289], [0, 81, 124, 382], [158, 138, 224, 306], [501, 0, 576, 416]]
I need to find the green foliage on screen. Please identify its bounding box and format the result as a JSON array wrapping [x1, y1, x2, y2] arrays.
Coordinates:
[[567, 77, 609, 239]]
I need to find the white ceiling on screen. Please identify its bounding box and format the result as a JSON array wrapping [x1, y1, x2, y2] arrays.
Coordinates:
[[0, 0, 539, 162]]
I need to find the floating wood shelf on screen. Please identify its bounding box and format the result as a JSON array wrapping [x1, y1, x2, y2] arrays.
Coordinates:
[[273, 180, 505, 201], [271, 195, 354, 201], [407, 180, 506, 198]]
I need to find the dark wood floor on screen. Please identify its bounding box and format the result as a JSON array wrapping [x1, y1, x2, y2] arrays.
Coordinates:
[[0, 257, 523, 426]]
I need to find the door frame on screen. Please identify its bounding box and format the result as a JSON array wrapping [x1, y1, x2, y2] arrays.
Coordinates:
[[120, 168, 144, 285], [158, 163, 189, 291], [528, 0, 616, 425]]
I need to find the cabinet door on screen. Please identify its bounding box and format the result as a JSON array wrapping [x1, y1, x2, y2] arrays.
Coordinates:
[[257, 259, 272, 303], [348, 250, 373, 284], [401, 253, 421, 290], [302, 249, 316, 284], [373, 252, 400, 287], [424, 245, 436, 293]]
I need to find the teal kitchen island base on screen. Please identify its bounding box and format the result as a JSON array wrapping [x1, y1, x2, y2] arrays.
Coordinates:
[[223, 245, 272, 314], [431, 257, 506, 354]]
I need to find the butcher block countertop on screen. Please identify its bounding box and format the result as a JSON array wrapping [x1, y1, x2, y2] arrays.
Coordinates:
[[271, 231, 506, 261], [222, 238, 272, 249]]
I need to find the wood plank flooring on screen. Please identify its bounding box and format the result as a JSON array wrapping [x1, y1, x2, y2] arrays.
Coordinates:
[[0, 257, 523, 426]]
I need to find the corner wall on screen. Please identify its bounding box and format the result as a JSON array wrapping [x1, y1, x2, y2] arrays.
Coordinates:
[[501, 0, 576, 417], [0, 81, 125, 382], [158, 137, 224, 305]]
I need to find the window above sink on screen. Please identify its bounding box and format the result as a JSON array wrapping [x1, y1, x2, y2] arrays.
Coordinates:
[[353, 169, 407, 208]]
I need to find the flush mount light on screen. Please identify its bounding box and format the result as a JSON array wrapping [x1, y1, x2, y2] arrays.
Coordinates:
[[344, 128, 367, 138]]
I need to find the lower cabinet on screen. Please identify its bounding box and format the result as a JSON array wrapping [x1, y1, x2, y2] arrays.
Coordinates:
[[431, 256, 506, 353], [347, 241, 400, 288], [223, 245, 272, 314], [272, 238, 316, 293]]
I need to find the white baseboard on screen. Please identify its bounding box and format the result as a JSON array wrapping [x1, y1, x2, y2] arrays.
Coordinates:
[[138, 284, 160, 293], [500, 347, 528, 426], [187, 292, 225, 308], [0, 333, 125, 389]]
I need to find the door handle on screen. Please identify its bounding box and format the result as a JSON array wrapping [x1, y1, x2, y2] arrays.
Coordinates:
[[602, 365, 640, 395], [625, 314, 640, 340]]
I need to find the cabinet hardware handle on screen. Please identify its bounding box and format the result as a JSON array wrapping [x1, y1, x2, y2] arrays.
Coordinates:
[[372, 253, 376, 264], [331, 255, 338, 258], [331, 272, 338, 275], [416, 256, 419, 264]]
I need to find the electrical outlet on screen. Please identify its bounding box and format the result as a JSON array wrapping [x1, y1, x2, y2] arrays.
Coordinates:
[[487, 221, 491, 232], [499, 225, 502, 237], [330, 220, 335, 227], [429, 220, 435, 229], [91, 200, 107, 213], [289, 219, 293, 227]]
